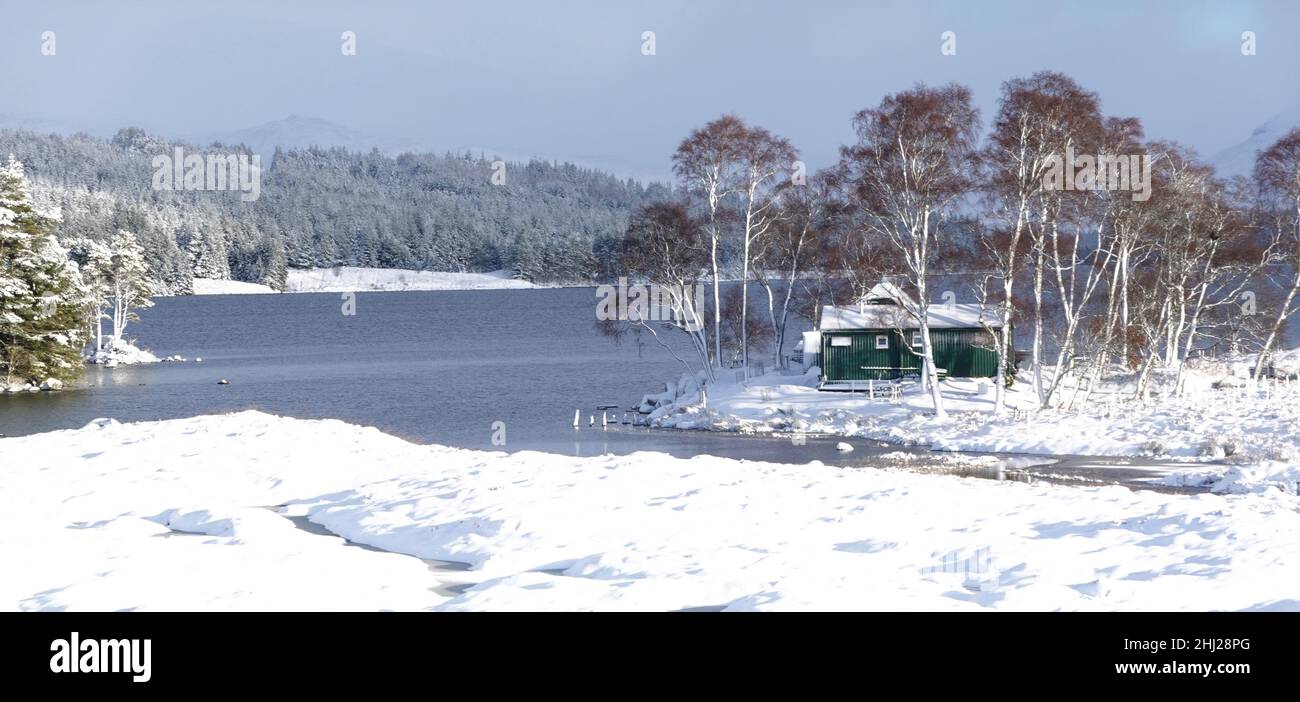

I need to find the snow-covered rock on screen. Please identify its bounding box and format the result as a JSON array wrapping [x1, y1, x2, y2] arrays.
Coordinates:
[[640, 380, 680, 414], [87, 338, 159, 366], [39, 378, 63, 391], [83, 418, 120, 430], [639, 371, 713, 416]]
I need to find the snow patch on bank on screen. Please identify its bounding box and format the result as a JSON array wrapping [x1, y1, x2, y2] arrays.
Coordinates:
[[191, 278, 277, 295], [1160, 462, 1300, 496], [2, 411, 1298, 611], [285, 267, 538, 292], [184, 268, 545, 295]]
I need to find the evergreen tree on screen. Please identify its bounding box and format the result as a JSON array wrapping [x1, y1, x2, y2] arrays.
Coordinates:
[[0, 157, 88, 387], [188, 225, 231, 280], [262, 236, 288, 291]]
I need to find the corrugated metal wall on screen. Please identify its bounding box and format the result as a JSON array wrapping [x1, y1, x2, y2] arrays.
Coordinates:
[[821, 328, 1002, 380]]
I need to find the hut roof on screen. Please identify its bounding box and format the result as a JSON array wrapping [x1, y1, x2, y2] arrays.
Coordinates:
[[819, 280, 1002, 330]]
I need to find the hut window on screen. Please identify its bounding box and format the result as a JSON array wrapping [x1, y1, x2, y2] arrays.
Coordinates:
[[830, 336, 851, 347], [874, 335, 889, 349], [911, 332, 922, 347]]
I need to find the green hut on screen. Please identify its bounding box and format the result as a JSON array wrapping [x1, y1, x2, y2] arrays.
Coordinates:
[[817, 282, 1007, 387]]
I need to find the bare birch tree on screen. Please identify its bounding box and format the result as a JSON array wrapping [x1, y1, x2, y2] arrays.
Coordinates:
[[1251, 128, 1300, 381], [837, 84, 981, 417], [672, 116, 746, 369], [734, 126, 796, 378]]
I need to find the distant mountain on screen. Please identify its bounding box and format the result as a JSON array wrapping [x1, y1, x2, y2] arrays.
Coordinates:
[[1212, 110, 1300, 179], [0, 113, 109, 139], [188, 115, 429, 158]]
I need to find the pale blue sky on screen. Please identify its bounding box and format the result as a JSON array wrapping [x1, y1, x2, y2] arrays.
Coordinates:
[[3, 0, 1297, 181]]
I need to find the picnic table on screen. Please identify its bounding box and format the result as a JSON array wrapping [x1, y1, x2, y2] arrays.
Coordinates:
[[842, 376, 904, 400]]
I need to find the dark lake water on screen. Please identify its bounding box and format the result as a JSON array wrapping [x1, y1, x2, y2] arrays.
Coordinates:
[[0, 288, 872, 464]]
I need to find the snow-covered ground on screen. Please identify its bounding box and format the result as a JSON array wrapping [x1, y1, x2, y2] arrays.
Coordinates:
[[285, 266, 538, 292], [183, 268, 543, 295], [649, 355, 1300, 492], [2, 410, 1298, 611], [191, 278, 277, 295]]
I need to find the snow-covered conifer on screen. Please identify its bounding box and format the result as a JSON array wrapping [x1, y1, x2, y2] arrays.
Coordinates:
[[0, 156, 89, 387]]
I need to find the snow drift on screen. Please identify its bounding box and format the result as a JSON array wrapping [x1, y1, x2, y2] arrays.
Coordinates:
[[2, 411, 1298, 611]]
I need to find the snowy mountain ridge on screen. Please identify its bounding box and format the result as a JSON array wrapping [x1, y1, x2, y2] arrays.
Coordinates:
[[188, 115, 430, 157], [1211, 109, 1300, 179]]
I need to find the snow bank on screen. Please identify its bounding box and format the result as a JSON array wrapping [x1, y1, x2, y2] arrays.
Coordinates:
[[654, 364, 1300, 466], [2, 411, 1298, 611], [191, 278, 277, 295], [1161, 462, 1300, 496], [285, 267, 538, 292]]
